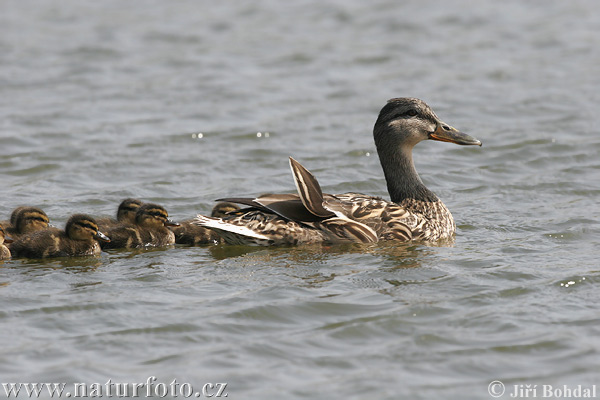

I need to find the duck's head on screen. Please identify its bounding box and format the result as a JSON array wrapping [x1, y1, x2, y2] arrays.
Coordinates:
[[135, 204, 179, 228], [65, 214, 110, 243], [374, 98, 481, 150], [13, 207, 50, 234], [116, 198, 143, 223], [211, 202, 241, 218], [0, 224, 13, 245]]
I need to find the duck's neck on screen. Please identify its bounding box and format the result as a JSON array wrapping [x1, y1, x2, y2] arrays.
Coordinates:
[[377, 144, 438, 204]]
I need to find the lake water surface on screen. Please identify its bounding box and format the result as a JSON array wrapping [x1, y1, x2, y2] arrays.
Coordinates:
[[1, 1, 599, 399]]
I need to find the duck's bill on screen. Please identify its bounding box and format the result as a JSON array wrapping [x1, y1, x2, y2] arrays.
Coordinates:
[[164, 219, 180, 227], [429, 123, 482, 146], [95, 231, 111, 243]]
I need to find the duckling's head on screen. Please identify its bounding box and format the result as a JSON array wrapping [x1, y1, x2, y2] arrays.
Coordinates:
[[116, 198, 143, 223], [65, 214, 110, 243], [14, 207, 50, 234], [135, 204, 179, 228], [9, 206, 26, 226], [374, 98, 481, 150], [0, 224, 13, 245], [211, 202, 241, 218]]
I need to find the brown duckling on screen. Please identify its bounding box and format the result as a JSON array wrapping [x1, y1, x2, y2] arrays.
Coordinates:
[[5, 207, 50, 239], [9, 214, 109, 258], [96, 198, 143, 231], [0, 224, 13, 260], [172, 202, 240, 245], [101, 203, 178, 249]]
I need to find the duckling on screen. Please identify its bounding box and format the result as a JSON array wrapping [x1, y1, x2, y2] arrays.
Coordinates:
[[172, 202, 240, 245], [5, 207, 50, 239], [0, 224, 13, 260], [9, 214, 109, 258], [96, 198, 143, 231], [101, 203, 178, 249], [211, 202, 241, 218]]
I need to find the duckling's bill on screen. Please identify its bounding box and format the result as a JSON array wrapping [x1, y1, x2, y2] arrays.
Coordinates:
[[95, 231, 111, 243], [429, 123, 482, 146], [165, 219, 180, 227]]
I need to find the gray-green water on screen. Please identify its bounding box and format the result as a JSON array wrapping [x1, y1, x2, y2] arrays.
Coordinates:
[[1, 1, 599, 399]]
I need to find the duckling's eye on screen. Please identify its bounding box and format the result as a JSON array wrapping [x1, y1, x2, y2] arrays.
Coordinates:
[[78, 222, 98, 232]]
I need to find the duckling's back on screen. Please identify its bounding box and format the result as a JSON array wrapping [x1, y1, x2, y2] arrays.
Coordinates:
[[9, 228, 101, 258], [171, 221, 219, 245]]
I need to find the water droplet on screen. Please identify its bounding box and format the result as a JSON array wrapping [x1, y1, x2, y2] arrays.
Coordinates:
[[257, 132, 262, 137]]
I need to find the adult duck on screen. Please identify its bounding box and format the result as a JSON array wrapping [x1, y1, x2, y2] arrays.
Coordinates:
[[195, 98, 481, 245]]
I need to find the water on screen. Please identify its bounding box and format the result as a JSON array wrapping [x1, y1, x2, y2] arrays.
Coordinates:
[[1, 1, 599, 398]]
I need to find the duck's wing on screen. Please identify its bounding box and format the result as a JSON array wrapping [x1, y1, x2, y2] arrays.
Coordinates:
[[217, 193, 324, 223], [288, 157, 336, 218], [324, 193, 417, 241], [217, 158, 337, 223]]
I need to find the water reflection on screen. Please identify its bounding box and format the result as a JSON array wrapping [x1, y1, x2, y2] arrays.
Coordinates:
[[2, 256, 102, 274]]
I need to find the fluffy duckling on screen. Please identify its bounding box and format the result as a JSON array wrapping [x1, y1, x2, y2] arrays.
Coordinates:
[[172, 202, 240, 245], [96, 198, 143, 231], [5, 207, 50, 239], [9, 214, 109, 258], [0, 224, 13, 260], [211, 202, 241, 218], [101, 203, 178, 249]]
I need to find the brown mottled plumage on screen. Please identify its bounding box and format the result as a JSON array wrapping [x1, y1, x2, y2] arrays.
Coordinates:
[[9, 214, 109, 258], [5, 207, 50, 239], [172, 202, 240, 245], [0, 224, 13, 259], [195, 98, 481, 245], [96, 198, 143, 231], [101, 203, 178, 249]]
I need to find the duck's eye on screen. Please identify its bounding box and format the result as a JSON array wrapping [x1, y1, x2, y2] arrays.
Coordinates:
[[405, 109, 418, 117]]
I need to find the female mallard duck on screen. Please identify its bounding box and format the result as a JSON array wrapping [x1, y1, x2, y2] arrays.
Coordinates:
[[101, 203, 179, 249], [172, 202, 240, 245], [96, 198, 143, 231], [0, 224, 13, 259], [9, 214, 109, 258], [4, 207, 50, 239], [195, 98, 481, 245]]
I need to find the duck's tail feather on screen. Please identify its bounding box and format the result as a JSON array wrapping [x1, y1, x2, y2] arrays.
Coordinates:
[[194, 215, 270, 245]]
